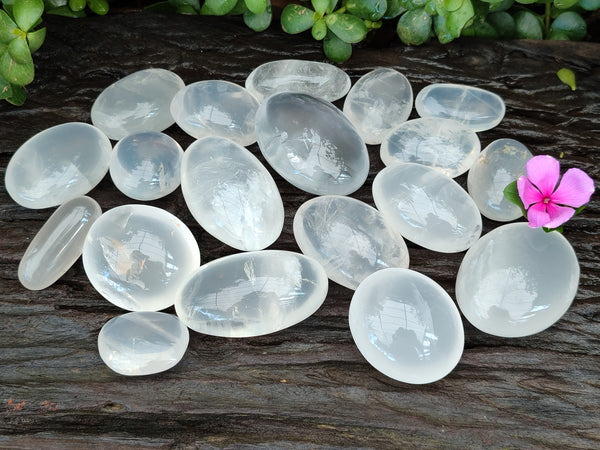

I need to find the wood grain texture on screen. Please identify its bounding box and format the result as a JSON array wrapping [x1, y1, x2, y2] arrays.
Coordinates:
[[1, 12, 599, 448]]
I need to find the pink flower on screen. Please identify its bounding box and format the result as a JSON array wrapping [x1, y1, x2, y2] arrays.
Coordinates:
[[517, 155, 595, 229]]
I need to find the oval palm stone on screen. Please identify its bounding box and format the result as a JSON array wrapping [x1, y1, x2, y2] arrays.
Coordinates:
[[456, 223, 580, 337], [5, 122, 112, 209], [255, 92, 369, 195], [175, 250, 328, 337], [181, 136, 284, 251], [373, 163, 482, 253], [293, 195, 409, 290]]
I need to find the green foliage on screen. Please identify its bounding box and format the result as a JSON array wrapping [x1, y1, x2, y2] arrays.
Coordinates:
[[557, 67, 576, 90]]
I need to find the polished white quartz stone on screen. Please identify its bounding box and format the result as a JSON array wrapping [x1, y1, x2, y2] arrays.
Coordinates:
[[18, 196, 102, 290], [5, 122, 112, 209], [373, 163, 482, 253], [293, 195, 409, 290], [181, 136, 284, 251], [175, 250, 328, 337], [245, 59, 351, 102], [82, 204, 200, 312], [349, 268, 464, 384], [110, 131, 183, 201], [98, 311, 189, 376], [170, 80, 259, 146], [380, 117, 481, 178], [415, 83, 505, 132], [91, 68, 185, 140], [255, 92, 369, 195], [467, 138, 533, 222], [343, 67, 413, 145], [456, 223, 580, 337]]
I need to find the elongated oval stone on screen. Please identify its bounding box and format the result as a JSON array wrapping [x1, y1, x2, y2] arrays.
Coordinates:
[[380, 117, 481, 178], [415, 83, 505, 131], [181, 136, 284, 251], [349, 268, 464, 384], [91, 68, 185, 140], [293, 195, 409, 290], [343, 68, 413, 145], [373, 163, 482, 253], [175, 250, 328, 337], [5, 122, 112, 209], [18, 196, 102, 290], [170, 80, 259, 146], [82, 204, 201, 312], [245, 59, 351, 102], [98, 311, 189, 376], [255, 92, 369, 195]]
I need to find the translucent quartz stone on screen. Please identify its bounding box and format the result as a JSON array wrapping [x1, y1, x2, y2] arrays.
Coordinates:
[[98, 311, 189, 376], [349, 268, 464, 384], [467, 138, 533, 221], [415, 83, 505, 132], [91, 68, 185, 140], [175, 250, 328, 337], [255, 92, 369, 195], [380, 118, 481, 178], [181, 136, 284, 251], [170, 80, 258, 146], [82, 204, 200, 312], [245, 59, 351, 103], [293, 195, 409, 290], [373, 163, 482, 253], [110, 131, 183, 201], [456, 223, 580, 337], [18, 196, 102, 290], [343, 68, 413, 145]]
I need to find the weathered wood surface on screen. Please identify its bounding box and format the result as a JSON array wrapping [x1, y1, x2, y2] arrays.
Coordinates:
[[1, 11, 599, 448]]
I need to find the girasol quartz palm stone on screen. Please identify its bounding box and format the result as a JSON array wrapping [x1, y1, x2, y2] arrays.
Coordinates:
[[181, 136, 284, 251], [91, 68, 185, 140], [98, 311, 189, 376], [255, 92, 369, 195], [82, 204, 200, 312], [456, 223, 580, 337], [18, 196, 102, 290], [293, 195, 409, 290], [373, 163, 482, 253], [415, 83, 505, 132], [245, 59, 351, 102], [343, 67, 413, 145], [380, 117, 481, 178], [349, 268, 464, 384], [175, 250, 328, 337], [5, 122, 112, 209]]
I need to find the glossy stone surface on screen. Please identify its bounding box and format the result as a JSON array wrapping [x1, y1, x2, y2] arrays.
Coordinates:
[[415, 83, 505, 132], [5, 122, 112, 209], [343, 68, 413, 145], [110, 131, 183, 201], [467, 139, 533, 221], [380, 118, 480, 178], [245, 59, 351, 102], [170, 80, 258, 146], [373, 163, 482, 253], [349, 268, 464, 384], [293, 195, 409, 290], [456, 223, 580, 337], [181, 136, 284, 251], [82, 204, 200, 312], [255, 92, 369, 195], [175, 250, 328, 337], [98, 311, 189, 376], [91, 68, 184, 140], [18, 196, 102, 290]]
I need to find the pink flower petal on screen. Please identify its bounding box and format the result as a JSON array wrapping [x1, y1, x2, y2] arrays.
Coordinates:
[[526, 203, 551, 228], [551, 168, 595, 208], [545, 202, 575, 229], [525, 155, 560, 196], [517, 176, 543, 209]]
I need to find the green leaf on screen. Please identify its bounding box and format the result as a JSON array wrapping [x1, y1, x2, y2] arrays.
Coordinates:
[[44, 0, 68, 8], [228, 0, 248, 15], [383, 0, 405, 17], [311, 17, 327, 39], [169, 0, 201, 13], [325, 13, 368, 43], [6, 81, 25, 104], [557, 67, 576, 90], [434, 14, 454, 43], [424, 0, 436, 14], [244, 0, 266, 14], [514, 0, 536, 4], [489, 0, 513, 11], [46, 5, 85, 16], [87, 0, 109, 15], [547, 30, 569, 39], [8, 34, 30, 63], [396, 9, 432, 44], [323, 30, 352, 62], [0, 40, 33, 84], [486, 11, 515, 38], [443, 0, 463, 11], [550, 11, 587, 41], [201, 0, 237, 15], [68, 0, 86, 11], [0, 10, 18, 44], [13, 0, 43, 32], [345, 0, 388, 21], [513, 10, 543, 39], [243, 0, 271, 31], [311, 0, 329, 14], [553, 0, 578, 8], [26, 25, 44, 52], [0, 71, 12, 99], [503, 180, 528, 217], [280, 4, 315, 34], [579, 0, 600, 10], [144, 0, 174, 12], [446, 0, 474, 37]]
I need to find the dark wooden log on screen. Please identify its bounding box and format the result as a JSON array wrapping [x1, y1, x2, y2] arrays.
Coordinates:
[[1, 11, 599, 448]]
